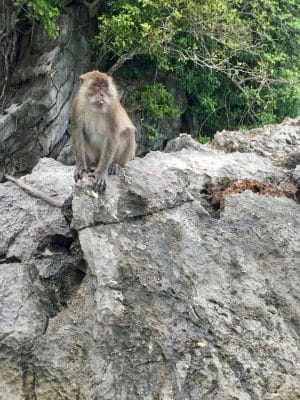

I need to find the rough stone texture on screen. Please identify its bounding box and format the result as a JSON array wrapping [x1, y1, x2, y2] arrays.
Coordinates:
[[0, 2, 91, 175], [0, 158, 84, 400], [165, 133, 205, 152], [1, 136, 299, 399], [57, 139, 75, 166], [213, 117, 300, 168]]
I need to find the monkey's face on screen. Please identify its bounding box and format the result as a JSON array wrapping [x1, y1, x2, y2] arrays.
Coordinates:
[[80, 71, 118, 110], [88, 78, 109, 107]]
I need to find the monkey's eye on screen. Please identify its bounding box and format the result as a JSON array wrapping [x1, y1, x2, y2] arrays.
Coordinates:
[[100, 80, 108, 87]]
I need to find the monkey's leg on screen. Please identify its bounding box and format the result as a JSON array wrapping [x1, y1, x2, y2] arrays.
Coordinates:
[[86, 144, 99, 175], [109, 128, 135, 175], [117, 128, 136, 166], [93, 139, 116, 192]]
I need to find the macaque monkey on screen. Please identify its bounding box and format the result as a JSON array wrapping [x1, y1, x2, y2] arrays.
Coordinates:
[[70, 71, 136, 192]]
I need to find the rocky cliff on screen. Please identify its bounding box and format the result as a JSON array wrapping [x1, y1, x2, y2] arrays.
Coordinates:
[[0, 118, 299, 399]]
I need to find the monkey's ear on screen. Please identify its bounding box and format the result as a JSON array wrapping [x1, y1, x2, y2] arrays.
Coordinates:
[[80, 74, 86, 84]]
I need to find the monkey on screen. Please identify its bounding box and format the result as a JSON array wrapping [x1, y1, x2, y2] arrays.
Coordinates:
[[70, 70, 136, 192], [2, 173, 64, 208]]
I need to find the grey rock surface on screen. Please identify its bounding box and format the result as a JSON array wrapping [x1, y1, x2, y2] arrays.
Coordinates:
[[213, 117, 300, 168], [57, 139, 75, 166], [1, 137, 299, 399], [0, 158, 85, 400]]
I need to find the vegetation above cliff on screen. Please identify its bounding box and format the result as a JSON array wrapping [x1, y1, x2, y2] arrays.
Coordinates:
[[15, 0, 300, 134]]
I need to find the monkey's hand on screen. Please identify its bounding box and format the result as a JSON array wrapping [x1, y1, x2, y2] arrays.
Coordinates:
[[74, 166, 87, 182], [93, 174, 106, 192], [88, 170, 106, 192]]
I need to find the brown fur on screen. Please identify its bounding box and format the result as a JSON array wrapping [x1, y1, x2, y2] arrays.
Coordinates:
[[70, 71, 136, 192]]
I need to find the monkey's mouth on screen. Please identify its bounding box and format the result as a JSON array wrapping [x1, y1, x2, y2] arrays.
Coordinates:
[[95, 91, 105, 105]]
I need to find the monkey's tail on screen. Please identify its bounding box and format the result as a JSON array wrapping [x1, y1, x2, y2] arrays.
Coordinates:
[[4, 174, 64, 208]]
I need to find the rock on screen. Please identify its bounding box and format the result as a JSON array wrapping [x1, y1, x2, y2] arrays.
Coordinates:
[[165, 133, 203, 152], [213, 117, 300, 168], [0, 158, 74, 258], [0, 158, 85, 399], [0, 143, 299, 399], [56, 139, 75, 166], [71, 157, 193, 230]]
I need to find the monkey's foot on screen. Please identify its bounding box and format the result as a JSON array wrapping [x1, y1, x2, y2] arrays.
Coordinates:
[[74, 167, 87, 182], [93, 175, 106, 192], [108, 163, 120, 175]]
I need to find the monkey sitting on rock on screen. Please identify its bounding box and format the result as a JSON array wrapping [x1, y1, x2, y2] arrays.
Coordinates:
[[1, 71, 135, 206], [70, 70, 136, 192]]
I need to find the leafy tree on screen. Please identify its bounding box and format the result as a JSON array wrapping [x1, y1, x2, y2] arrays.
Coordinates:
[[13, 0, 300, 133], [15, 0, 60, 38], [96, 0, 300, 133], [130, 82, 181, 119]]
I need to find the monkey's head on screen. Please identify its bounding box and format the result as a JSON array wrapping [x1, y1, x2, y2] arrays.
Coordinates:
[[79, 71, 118, 110]]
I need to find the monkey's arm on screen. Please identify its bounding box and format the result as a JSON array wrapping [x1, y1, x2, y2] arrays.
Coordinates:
[[93, 138, 117, 192], [71, 124, 88, 182], [4, 174, 63, 208]]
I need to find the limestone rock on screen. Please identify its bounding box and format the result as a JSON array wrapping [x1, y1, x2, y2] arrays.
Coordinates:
[[213, 117, 300, 168], [0, 140, 299, 399], [0, 158, 84, 400]]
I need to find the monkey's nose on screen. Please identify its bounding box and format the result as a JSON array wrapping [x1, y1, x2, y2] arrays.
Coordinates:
[[96, 93, 105, 104]]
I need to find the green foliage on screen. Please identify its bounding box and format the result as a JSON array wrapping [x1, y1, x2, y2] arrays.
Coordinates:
[[96, 0, 300, 133], [130, 82, 181, 120], [145, 124, 160, 141], [15, 0, 300, 132], [197, 134, 212, 144], [15, 0, 60, 38], [130, 82, 181, 140]]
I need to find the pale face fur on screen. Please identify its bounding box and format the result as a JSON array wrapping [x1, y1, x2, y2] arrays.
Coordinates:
[[78, 71, 118, 112]]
